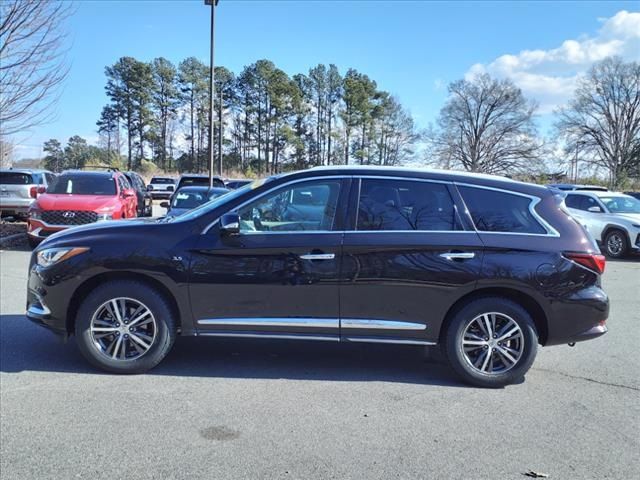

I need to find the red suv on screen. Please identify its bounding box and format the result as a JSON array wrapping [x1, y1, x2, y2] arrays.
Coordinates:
[[28, 170, 137, 248]]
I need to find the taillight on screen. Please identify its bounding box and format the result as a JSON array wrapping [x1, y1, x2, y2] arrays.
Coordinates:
[[30, 186, 38, 198], [563, 252, 606, 274]]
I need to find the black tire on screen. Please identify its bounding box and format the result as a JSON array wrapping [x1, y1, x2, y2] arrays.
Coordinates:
[[603, 229, 629, 259], [28, 236, 41, 249], [75, 280, 177, 374], [443, 297, 538, 388]]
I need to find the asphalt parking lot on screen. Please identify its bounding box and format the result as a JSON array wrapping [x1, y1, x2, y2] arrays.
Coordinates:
[[0, 248, 638, 479]]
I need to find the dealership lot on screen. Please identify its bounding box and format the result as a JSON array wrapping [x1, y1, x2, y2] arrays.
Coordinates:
[[0, 249, 638, 479]]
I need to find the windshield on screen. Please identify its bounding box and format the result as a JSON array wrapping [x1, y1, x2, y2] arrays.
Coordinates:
[[171, 180, 264, 223], [600, 196, 640, 214], [48, 174, 117, 195]]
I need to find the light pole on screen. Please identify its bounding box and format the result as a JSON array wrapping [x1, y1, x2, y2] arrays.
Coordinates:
[[204, 0, 220, 187]]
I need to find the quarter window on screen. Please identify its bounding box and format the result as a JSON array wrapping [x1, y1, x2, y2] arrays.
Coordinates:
[[458, 186, 546, 234], [357, 179, 459, 231], [237, 180, 341, 232]]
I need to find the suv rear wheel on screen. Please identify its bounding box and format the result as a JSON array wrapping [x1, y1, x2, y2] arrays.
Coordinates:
[[75, 280, 176, 373], [443, 297, 538, 388], [603, 229, 628, 258]]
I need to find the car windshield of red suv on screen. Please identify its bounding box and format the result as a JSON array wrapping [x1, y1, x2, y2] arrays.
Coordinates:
[[48, 174, 116, 195]]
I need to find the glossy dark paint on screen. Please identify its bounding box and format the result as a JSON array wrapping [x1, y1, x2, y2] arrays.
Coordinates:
[[26, 167, 609, 349]]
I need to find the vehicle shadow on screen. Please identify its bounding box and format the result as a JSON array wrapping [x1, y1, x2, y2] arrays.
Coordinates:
[[0, 314, 465, 387]]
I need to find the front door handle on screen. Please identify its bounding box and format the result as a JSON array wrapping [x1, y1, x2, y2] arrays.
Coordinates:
[[439, 252, 475, 261], [299, 253, 335, 261]]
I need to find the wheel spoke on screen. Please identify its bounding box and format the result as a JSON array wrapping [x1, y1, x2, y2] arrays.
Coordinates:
[[129, 332, 151, 350], [497, 326, 520, 342], [110, 300, 123, 323], [128, 310, 151, 328], [482, 314, 493, 337], [111, 335, 123, 359], [463, 339, 487, 346], [480, 349, 492, 372], [497, 346, 517, 366], [91, 326, 118, 332]]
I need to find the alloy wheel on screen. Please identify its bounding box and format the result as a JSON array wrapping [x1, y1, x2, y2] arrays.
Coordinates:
[[606, 233, 624, 256], [90, 297, 157, 361], [461, 312, 524, 375]]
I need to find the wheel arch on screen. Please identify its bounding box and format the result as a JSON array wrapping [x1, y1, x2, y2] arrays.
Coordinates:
[[602, 224, 630, 244], [438, 287, 549, 345], [66, 271, 182, 335]]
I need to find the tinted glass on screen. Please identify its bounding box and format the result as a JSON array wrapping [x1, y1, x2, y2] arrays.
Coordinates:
[[172, 191, 210, 209], [357, 179, 458, 231], [459, 186, 546, 234], [565, 194, 583, 209], [151, 177, 175, 184], [600, 196, 640, 214], [48, 174, 117, 195], [238, 180, 341, 232], [179, 177, 225, 189], [1, 172, 33, 184]]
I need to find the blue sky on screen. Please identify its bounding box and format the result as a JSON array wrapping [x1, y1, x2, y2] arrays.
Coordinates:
[[14, 0, 640, 159]]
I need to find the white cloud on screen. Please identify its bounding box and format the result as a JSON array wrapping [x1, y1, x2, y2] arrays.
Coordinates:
[[466, 10, 640, 114], [433, 78, 445, 91]]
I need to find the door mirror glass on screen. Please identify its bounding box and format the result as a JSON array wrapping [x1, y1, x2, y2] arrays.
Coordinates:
[[587, 205, 602, 213], [160, 201, 170, 209], [220, 213, 240, 235]]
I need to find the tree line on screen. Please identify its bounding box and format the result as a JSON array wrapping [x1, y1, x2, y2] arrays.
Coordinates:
[[91, 56, 418, 176]]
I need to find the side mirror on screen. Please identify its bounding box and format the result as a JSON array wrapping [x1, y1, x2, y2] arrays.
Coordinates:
[[122, 188, 135, 198], [587, 206, 602, 213], [220, 213, 240, 235], [160, 201, 170, 209]]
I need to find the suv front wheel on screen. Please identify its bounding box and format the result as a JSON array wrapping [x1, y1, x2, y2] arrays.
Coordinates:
[[75, 280, 176, 373], [443, 297, 538, 388]]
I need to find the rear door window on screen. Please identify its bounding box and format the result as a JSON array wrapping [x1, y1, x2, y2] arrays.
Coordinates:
[[458, 186, 546, 234], [356, 178, 459, 231]]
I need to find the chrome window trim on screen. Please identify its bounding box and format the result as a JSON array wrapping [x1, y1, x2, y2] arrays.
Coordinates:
[[198, 332, 340, 342], [202, 175, 349, 234], [343, 337, 436, 346], [197, 318, 339, 329], [341, 319, 426, 330], [454, 181, 560, 237]]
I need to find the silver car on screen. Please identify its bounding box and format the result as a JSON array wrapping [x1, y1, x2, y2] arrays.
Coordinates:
[[0, 168, 55, 218], [565, 190, 640, 258]]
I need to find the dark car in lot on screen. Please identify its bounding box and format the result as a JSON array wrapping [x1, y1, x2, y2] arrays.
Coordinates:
[[124, 171, 153, 217], [26, 166, 608, 387], [161, 186, 229, 218]]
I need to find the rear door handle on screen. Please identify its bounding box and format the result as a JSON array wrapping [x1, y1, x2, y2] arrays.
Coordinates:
[[299, 253, 335, 261], [439, 252, 475, 261]]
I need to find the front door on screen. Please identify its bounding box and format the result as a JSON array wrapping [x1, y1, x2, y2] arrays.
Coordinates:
[[189, 178, 349, 339], [339, 177, 484, 345]]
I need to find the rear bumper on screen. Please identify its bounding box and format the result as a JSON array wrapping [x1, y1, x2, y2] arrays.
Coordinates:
[[0, 198, 33, 214], [150, 191, 172, 199], [545, 285, 609, 346]]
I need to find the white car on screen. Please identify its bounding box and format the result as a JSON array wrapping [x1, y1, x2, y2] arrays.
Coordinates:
[[564, 190, 640, 258], [147, 176, 176, 200]]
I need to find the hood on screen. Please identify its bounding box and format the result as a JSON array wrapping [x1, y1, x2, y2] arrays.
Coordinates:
[[614, 213, 640, 224], [35, 194, 120, 212], [39, 217, 158, 247]]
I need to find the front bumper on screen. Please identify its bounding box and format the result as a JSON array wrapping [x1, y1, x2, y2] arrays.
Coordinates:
[[27, 219, 68, 240], [26, 288, 68, 337]]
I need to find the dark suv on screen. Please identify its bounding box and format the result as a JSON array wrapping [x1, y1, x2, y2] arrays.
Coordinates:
[[26, 167, 608, 387]]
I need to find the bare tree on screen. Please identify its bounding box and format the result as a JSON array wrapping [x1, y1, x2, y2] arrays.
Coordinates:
[[0, 0, 71, 138], [0, 139, 15, 167], [556, 57, 640, 187], [428, 73, 542, 174]]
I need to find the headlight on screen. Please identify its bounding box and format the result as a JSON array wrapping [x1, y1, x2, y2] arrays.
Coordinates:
[[29, 208, 42, 220], [36, 247, 89, 267]]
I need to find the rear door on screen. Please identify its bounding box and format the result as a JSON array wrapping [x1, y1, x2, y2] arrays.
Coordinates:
[[339, 176, 484, 345]]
